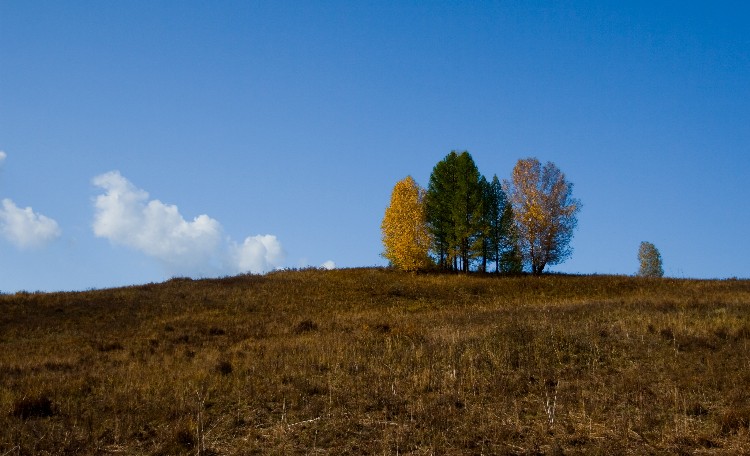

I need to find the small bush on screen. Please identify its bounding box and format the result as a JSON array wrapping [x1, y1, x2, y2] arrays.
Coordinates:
[[216, 360, 233, 376], [687, 403, 709, 417], [97, 341, 124, 352], [720, 407, 750, 434], [373, 323, 392, 333], [174, 427, 196, 449], [12, 395, 55, 419], [293, 319, 318, 334]]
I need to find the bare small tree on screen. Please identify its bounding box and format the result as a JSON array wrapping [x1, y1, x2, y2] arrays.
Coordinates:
[[637, 241, 664, 278]]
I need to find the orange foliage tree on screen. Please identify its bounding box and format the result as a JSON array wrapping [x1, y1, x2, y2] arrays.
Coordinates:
[[503, 158, 581, 275], [381, 176, 433, 271]]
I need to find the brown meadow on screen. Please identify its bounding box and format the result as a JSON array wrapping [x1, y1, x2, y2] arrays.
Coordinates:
[[1, 268, 749, 454]]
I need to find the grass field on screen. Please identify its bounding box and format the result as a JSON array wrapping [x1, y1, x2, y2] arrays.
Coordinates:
[[1, 268, 749, 455]]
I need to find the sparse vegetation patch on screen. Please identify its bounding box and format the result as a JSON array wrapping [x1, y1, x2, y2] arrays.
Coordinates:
[[1, 268, 749, 454]]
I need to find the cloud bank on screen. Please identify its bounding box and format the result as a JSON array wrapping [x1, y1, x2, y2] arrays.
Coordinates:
[[0, 151, 61, 249], [92, 171, 284, 277]]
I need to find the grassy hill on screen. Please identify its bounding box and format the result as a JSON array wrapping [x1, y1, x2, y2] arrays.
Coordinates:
[[1, 268, 749, 454]]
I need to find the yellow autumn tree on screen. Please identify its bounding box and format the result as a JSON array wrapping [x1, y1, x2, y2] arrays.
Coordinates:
[[381, 176, 433, 271]]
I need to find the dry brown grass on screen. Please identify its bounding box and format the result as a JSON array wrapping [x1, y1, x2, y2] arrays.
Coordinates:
[[1, 268, 749, 454]]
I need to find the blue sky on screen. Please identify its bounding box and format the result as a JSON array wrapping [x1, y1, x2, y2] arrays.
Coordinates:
[[1, 1, 748, 291]]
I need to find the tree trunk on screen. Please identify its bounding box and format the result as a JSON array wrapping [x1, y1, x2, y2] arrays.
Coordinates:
[[481, 239, 487, 273], [464, 239, 471, 273]]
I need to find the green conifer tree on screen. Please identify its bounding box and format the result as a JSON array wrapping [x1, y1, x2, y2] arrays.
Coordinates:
[[425, 152, 458, 270], [499, 204, 524, 273], [426, 151, 484, 272]]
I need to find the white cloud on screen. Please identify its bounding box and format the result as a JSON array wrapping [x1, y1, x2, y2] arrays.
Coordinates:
[[320, 260, 336, 270], [92, 171, 285, 277], [232, 235, 285, 274], [0, 151, 61, 249], [92, 171, 222, 274], [0, 198, 61, 249]]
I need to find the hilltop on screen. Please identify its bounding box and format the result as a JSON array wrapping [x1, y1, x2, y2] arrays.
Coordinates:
[[1, 268, 749, 454]]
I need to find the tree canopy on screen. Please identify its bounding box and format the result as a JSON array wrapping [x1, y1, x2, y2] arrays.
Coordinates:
[[425, 151, 486, 272], [503, 158, 581, 275], [638, 241, 664, 278], [381, 176, 432, 271], [480, 175, 521, 273]]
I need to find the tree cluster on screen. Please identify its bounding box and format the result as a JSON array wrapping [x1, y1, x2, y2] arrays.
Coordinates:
[[382, 151, 581, 275]]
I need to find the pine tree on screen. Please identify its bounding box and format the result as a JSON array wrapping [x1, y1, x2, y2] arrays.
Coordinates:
[[478, 176, 494, 273], [498, 204, 524, 273], [637, 241, 664, 278], [381, 176, 432, 271], [482, 175, 508, 273], [452, 152, 484, 272], [426, 151, 484, 272], [426, 152, 458, 270]]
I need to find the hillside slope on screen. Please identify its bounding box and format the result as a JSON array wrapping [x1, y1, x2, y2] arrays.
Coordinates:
[[1, 269, 749, 454]]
